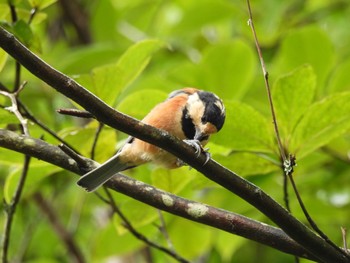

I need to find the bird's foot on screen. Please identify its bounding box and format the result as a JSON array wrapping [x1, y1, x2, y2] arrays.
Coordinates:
[[183, 139, 211, 165], [183, 139, 202, 157]]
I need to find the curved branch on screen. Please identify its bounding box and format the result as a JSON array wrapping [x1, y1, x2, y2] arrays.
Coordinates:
[[0, 27, 347, 263], [0, 128, 316, 261]]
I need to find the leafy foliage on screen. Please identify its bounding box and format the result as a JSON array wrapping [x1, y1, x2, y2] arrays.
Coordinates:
[[0, 0, 350, 262]]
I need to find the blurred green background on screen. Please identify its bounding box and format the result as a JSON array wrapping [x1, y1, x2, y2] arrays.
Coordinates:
[[0, 0, 350, 262]]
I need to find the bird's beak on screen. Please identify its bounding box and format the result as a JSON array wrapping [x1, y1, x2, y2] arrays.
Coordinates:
[[194, 129, 208, 142]]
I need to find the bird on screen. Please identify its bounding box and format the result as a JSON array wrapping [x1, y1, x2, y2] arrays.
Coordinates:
[[77, 88, 226, 192]]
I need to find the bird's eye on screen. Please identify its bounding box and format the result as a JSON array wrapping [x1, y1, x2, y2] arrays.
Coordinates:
[[201, 116, 207, 123]]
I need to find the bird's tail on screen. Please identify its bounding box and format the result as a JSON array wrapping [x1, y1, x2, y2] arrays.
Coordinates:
[[77, 154, 129, 192]]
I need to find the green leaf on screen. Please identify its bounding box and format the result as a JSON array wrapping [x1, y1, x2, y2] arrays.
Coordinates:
[[328, 59, 350, 93], [91, 64, 124, 106], [0, 4, 10, 22], [4, 161, 61, 203], [291, 92, 350, 158], [273, 65, 316, 141], [4, 168, 20, 203], [58, 125, 117, 162], [173, 0, 236, 34], [215, 152, 278, 177], [211, 101, 274, 153], [13, 19, 33, 46], [117, 89, 167, 120], [114, 200, 159, 231], [74, 40, 165, 106], [28, 0, 56, 9], [215, 231, 247, 262], [116, 39, 166, 90], [200, 40, 256, 100], [151, 166, 195, 194], [0, 109, 18, 124], [273, 25, 334, 88], [169, 218, 212, 259]]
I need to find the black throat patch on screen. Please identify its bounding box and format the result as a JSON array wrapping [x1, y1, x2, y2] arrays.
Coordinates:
[[181, 106, 195, 139]]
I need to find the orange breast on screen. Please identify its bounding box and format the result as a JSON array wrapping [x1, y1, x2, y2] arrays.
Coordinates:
[[123, 93, 189, 168]]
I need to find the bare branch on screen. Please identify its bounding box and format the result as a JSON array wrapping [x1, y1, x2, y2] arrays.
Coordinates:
[[0, 128, 316, 261], [57, 108, 94, 119]]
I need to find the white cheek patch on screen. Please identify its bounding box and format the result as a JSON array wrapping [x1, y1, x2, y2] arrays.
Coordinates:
[[215, 99, 225, 115], [187, 93, 205, 125]]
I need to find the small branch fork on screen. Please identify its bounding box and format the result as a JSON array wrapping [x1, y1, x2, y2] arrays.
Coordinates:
[[246, 0, 349, 260], [0, 83, 31, 263], [0, 82, 29, 135]]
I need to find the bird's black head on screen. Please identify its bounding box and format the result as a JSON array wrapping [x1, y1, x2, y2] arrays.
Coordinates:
[[197, 91, 226, 132], [181, 90, 226, 141]]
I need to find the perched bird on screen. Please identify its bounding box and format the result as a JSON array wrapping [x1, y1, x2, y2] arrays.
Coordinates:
[[77, 88, 226, 192]]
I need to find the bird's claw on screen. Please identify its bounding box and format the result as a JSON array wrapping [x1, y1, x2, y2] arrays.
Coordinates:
[[203, 151, 211, 165], [183, 139, 202, 157], [183, 139, 211, 165]]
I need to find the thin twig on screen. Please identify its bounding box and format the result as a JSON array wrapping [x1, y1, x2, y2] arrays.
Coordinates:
[[246, 0, 292, 215], [2, 155, 31, 263], [20, 103, 81, 154], [7, 1, 22, 93], [28, 7, 37, 25], [57, 108, 94, 119], [341, 227, 349, 254], [58, 143, 97, 173], [90, 122, 104, 160], [103, 188, 189, 263], [156, 210, 175, 253], [246, 0, 286, 162], [8, 1, 17, 23], [288, 171, 350, 256], [33, 192, 85, 263]]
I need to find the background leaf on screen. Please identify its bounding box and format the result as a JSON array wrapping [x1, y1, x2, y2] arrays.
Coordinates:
[[0, 48, 8, 72], [291, 92, 350, 158], [273, 25, 334, 89], [116, 39, 166, 91], [199, 40, 256, 100], [273, 65, 316, 142], [211, 101, 274, 153], [117, 89, 167, 120]]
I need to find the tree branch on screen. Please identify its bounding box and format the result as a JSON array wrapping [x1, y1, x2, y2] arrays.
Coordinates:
[[0, 128, 316, 261], [0, 26, 347, 262]]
